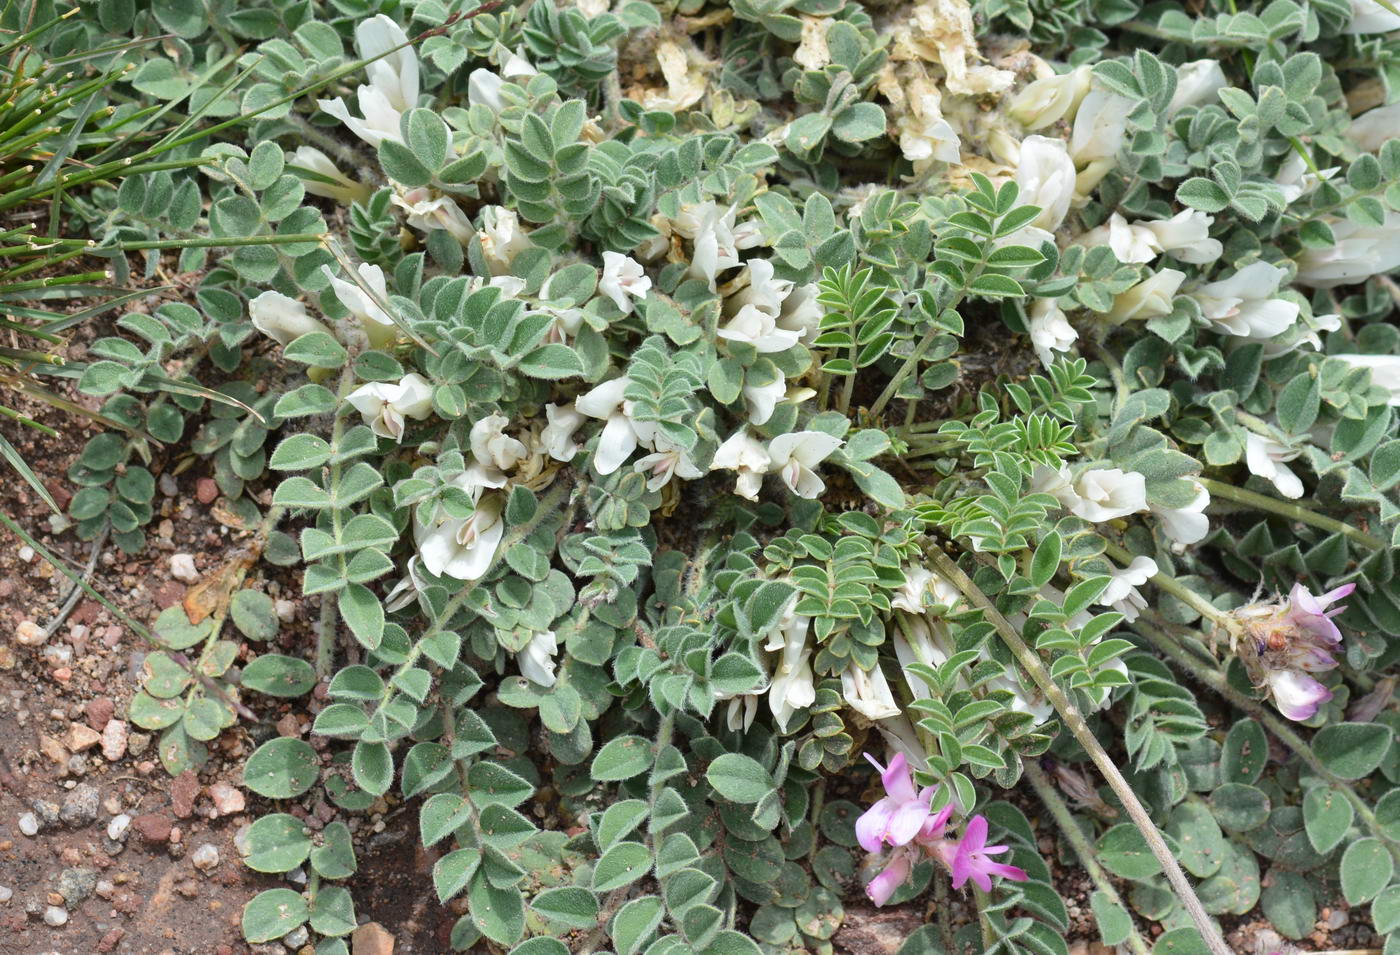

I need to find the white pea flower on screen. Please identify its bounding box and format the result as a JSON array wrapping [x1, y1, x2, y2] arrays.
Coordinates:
[[1295, 211, 1400, 287], [1153, 479, 1211, 551], [687, 202, 741, 291], [517, 630, 559, 687], [892, 617, 955, 699], [896, 91, 961, 164], [1333, 355, 1400, 406], [711, 430, 771, 501], [742, 376, 787, 426], [469, 412, 528, 477], [1350, 104, 1400, 152], [1245, 432, 1305, 499], [1078, 212, 1160, 264], [576, 376, 656, 475], [1070, 88, 1135, 165], [598, 251, 651, 314], [467, 50, 538, 111], [1278, 310, 1342, 356], [250, 291, 329, 346], [1274, 153, 1340, 204], [1068, 468, 1148, 522], [777, 282, 823, 344], [1008, 65, 1092, 130], [890, 566, 961, 614], [733, 217, 767, 250], [346, 373, 435, 442], [1015, 135, 1077, 232], [384, 557, 427, 613], [415, 479, 505, 581], [1167, 60, 1227, 116], [767, 431, 843, 499], [478, 206, 531, 275], [290, 147, 368, 204], [729, 259, 794, 317], [1028, 298, 1078, 367], [391, 186, 475, 245], [538, 305, 586, 345], [1193, 261, 1300, 339], [633, 438, 704, 491], [1107, 269, 1184, 322], [1345, 0, 1400, 33], [323, 263, 396, 349], [1098, 555, 1158, 623], [718, 304, 803, 353], [540, 403, 585, 461], [717, 692, 761, 732], [317, 15, 418, 147], [1030, 463, 1076, 502], [990, 669, 1055, 725], [1142, 209, 1222, 264], [767, 611, 816, 733], [841, 662, 901, 721]]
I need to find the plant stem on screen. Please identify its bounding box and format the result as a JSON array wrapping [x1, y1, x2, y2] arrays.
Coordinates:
[[869, 260, 985, 419], [1024, 762, 1152, 955], [971, 885, 997, 952], [926, 545, 1232, 955], [1198, 477, 1387, 551], [316, 367, 358, 681], [1133, 616, 1400, 865]]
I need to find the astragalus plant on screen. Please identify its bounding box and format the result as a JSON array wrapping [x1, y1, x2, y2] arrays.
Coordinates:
[[37, 0, 1400, 951]]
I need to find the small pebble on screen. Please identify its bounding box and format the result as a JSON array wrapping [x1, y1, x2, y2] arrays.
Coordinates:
[[191, 844, 220, 872], [158, 473, 178, 497], [101, 720, 128, 761], [18, 813, 39, 837], [208, 782, 245, 817], [18, 546, 34, 562], [107, 814, 131, 841], [169, 554, 199, 584], [195, 478, 219, 504], [56, 868, 97, 906], [16, 621, 46, 647], [283, 925, 309, 948], [0, 885, 11, 902], [59, 784, 100, 828], [43, 905, 67, 927]]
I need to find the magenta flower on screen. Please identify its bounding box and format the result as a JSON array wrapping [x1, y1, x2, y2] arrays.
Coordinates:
[[945, 815, 1028, 892], [855, 753, 937, 852], [865, 850, 913, 906]]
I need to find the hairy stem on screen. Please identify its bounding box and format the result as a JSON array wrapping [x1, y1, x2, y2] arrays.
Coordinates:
[[926, 545, 1232, 955], [1024, 762, 1152, 955], [1198, 477, 1386, 551], [316, 366, 358, 681]]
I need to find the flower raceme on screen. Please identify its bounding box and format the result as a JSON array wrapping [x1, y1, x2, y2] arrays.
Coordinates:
[[1234, 582, 1358, 721], [856, 753, 1029, 905]]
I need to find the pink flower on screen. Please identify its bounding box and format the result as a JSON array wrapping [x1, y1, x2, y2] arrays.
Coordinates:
[[945, 815, 1028, 893], [855, 753, 937, 852], [1284, 582, 1355, 651], [1237, 582, 1356, 722], [1267, 669, 1333, 722], [865, 850, 913, 906]]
